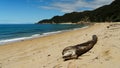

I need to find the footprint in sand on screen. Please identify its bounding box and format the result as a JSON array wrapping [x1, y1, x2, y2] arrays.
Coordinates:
[[102, 50, 112, 61], [67, 61, 78, 68], [53, 64, 62, 68]]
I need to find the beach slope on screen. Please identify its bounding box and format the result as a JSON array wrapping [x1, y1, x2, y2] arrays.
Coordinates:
[[0, 23, 120, 68]]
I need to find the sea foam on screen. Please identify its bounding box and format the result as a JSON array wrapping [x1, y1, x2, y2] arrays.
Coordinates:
[[0, 30, 65, 45]]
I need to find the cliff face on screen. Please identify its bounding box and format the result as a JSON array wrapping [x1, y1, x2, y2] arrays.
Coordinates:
[[38, 0, 120, 24]]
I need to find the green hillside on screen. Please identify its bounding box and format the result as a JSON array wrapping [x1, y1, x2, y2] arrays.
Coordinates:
[[38, 0, 120, 24]]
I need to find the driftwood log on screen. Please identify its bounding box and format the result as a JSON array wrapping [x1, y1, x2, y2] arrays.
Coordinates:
[[62, 35, 98, 61]]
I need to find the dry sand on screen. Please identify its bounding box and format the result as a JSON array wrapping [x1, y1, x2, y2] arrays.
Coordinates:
[[0, 23, 120, 68]]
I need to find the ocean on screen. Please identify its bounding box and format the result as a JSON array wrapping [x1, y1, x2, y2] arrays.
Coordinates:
[[0, 24, 85, 45]]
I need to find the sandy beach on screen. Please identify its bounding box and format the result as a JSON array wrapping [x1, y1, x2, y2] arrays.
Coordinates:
[[0, 23, 120, 68]]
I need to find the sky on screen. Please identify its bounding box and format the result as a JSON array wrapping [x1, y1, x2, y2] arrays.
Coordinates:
[[0, 0, 114, 24]]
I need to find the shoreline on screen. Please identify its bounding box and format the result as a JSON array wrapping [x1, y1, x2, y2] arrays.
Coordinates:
[[0, 25, 87, 45], [0, 23, 120, 68]]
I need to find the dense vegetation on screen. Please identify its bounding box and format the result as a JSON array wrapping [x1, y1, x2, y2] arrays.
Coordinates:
[[38, 0, 120, 24]]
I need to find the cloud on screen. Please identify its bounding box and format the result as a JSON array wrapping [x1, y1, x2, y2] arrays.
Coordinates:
[[41, 0, 114, 13]]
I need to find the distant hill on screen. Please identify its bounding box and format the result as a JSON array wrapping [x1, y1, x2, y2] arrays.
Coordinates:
[[37, 0, 120, 24]]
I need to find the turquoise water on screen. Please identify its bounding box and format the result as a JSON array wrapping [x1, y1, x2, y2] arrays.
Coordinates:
[[0, 24, 85, 44]]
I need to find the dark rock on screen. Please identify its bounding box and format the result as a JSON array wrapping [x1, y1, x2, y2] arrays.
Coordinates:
[[48, 54, 51, 57]]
